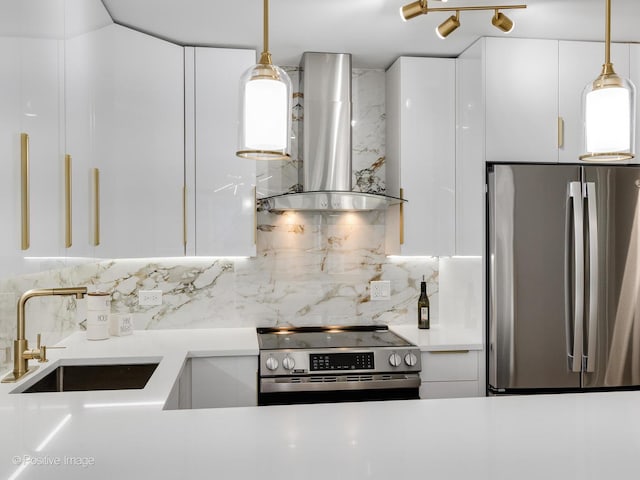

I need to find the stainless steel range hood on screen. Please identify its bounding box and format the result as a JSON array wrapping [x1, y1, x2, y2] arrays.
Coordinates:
[[261, 52, 405, 212]]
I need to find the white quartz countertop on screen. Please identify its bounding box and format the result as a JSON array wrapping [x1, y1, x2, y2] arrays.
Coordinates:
[[2, 327, 638, 479], [391, 323, 483, 351]]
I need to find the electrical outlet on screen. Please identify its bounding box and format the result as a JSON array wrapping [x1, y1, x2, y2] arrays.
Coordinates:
[[138, 290, 162, 306], [370, 280, 391, 301]]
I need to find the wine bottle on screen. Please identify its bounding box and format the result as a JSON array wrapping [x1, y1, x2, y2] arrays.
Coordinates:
[[418, 275, 430, 329]]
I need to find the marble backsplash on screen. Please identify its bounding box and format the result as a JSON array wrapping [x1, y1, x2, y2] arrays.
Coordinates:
[[0, 214, 442, 369]]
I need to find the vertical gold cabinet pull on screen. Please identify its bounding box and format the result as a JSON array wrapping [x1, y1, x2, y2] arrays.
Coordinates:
[[182, 186, 187, 248], [20, 133, 30, 250], [399, 187, 405, 245], [64, 155, 72, 248], [253, 186, 257, 245], [558, 116, 564, 149], [92, 168, 100, 246]]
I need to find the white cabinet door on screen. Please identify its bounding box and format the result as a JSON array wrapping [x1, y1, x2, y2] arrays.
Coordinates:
[[385, 57, 455, 256], [191, 356, 258, 408], [456, 41, 485, 256], [485, 38, 559, 163], [78, 25, 184, 259], [559, 41, 630, 164], [65, 27, 100, 259], [0, 38, 26, 279], [21, 38, 65, 260], [0, 2, 66, 279], [186, 47, 256, 257]]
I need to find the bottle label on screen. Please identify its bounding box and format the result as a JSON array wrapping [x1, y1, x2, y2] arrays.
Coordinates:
[[420, 307, 429, 321]]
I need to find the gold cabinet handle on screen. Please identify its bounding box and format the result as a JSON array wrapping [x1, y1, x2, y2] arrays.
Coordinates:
[[558, 116, 564, 149], [182, 185, 187, 248], [399, 187, 405, 245], [21, 133, 30, 250], [253, 186, 257, 245], [92, 168, 100, 246], [64, 154, 72, 248]]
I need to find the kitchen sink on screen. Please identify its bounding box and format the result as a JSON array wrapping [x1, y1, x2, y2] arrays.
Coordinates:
[[15, 363, 159, 393]]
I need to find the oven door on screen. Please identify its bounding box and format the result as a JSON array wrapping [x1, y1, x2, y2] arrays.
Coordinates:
[[258, 373, 421, 406]]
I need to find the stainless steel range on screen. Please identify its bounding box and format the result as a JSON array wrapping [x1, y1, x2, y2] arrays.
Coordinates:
[[257, 325, 422, 405]]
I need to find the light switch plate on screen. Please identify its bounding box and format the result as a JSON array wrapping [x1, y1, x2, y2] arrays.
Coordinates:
[[138, 290, 162, 306], [370, 281, 391, 301]]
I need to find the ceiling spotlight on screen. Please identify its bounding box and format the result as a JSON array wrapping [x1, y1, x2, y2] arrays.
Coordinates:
[[436, 11, 460, 39], [400, 0, 428, 21], [492, 10, 514, 33]]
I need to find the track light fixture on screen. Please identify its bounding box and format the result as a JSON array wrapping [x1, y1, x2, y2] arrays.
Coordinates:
[[492, 11, 514, 33], [436, 11, 460, 39], [400, 1, 526, 38]]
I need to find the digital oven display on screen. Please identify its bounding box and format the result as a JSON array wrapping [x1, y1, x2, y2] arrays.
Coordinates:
[[309, 352, 375, 371]]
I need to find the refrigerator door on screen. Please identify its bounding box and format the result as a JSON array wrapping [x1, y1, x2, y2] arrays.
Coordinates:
[[582, 166, 640, 388], [488, 164, 581, 392]]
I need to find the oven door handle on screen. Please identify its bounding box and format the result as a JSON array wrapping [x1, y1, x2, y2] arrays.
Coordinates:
[[260, 374, 421, 393]]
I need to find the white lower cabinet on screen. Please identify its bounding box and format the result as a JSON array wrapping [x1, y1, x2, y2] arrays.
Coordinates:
[[190, 356, 258, 408], [419, 350, 482, 399]]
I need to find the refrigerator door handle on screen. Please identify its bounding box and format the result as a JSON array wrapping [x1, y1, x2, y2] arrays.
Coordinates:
[[566, 181, 584, 373], [585, 182, 598, 372]]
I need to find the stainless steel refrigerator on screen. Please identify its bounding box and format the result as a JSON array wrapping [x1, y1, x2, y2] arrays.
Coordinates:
[[488, 163, 640, 394]]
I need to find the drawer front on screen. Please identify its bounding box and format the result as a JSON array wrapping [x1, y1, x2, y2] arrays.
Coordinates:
[[420, 380, 480, 399], [421, 350, 478, 382]]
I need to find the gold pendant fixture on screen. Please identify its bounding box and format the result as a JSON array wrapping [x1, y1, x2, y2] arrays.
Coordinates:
[[236, 0, 292, 161], [580, 0, 635, 162], [400, 0, 526, 39]]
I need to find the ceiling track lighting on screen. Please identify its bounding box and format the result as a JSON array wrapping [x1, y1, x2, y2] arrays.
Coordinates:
[[236, 0, 292, 161], [400, 0, 526, 38], [580, 0, 635, 161]]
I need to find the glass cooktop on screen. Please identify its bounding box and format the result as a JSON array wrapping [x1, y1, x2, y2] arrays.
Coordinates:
[[257, 326, 413, 350]]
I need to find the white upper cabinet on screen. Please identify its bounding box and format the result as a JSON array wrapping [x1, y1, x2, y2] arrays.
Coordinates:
[[0, 1, 66, 280], [185, 47, 257, 257], [67, 24, 185, 259], [456, 41, 485, 256], [485, 38, 559, 163], [558, 41, 630, 164], [385, 57, 456, 256]]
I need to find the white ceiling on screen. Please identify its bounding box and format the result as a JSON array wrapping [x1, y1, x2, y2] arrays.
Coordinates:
[[101, 0, 640, 69]]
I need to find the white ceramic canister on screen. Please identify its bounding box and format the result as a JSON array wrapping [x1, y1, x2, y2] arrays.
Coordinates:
[[86, 292, 111, 311], [85, 292, 111, 340], [86, 321, 110, 341]]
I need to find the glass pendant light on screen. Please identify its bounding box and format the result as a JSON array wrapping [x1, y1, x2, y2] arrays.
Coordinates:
[[580, 0, 635, 161], [236, 0, 292, 160]]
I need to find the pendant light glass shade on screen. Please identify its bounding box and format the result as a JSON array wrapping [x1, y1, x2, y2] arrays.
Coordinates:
[[237, 62, 292, 160], [581, 71, 635, 161], [236, 0, 292, 161], [580, 0, 635, 161]]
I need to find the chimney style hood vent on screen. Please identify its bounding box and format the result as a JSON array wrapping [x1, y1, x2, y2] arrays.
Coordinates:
[[261, 52, 405, 212]]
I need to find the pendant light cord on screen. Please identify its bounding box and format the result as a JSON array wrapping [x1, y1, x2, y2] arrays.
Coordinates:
[[605, 0, 611, 66], [263, 0, 269, 54], [259, 0, 272, 65]]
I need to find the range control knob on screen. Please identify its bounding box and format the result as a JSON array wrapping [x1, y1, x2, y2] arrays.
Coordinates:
[[282, 356, 295, 370], [389, 353, 402, 367], [404, 352, 418, 367], [265, 356, 279, 371]]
